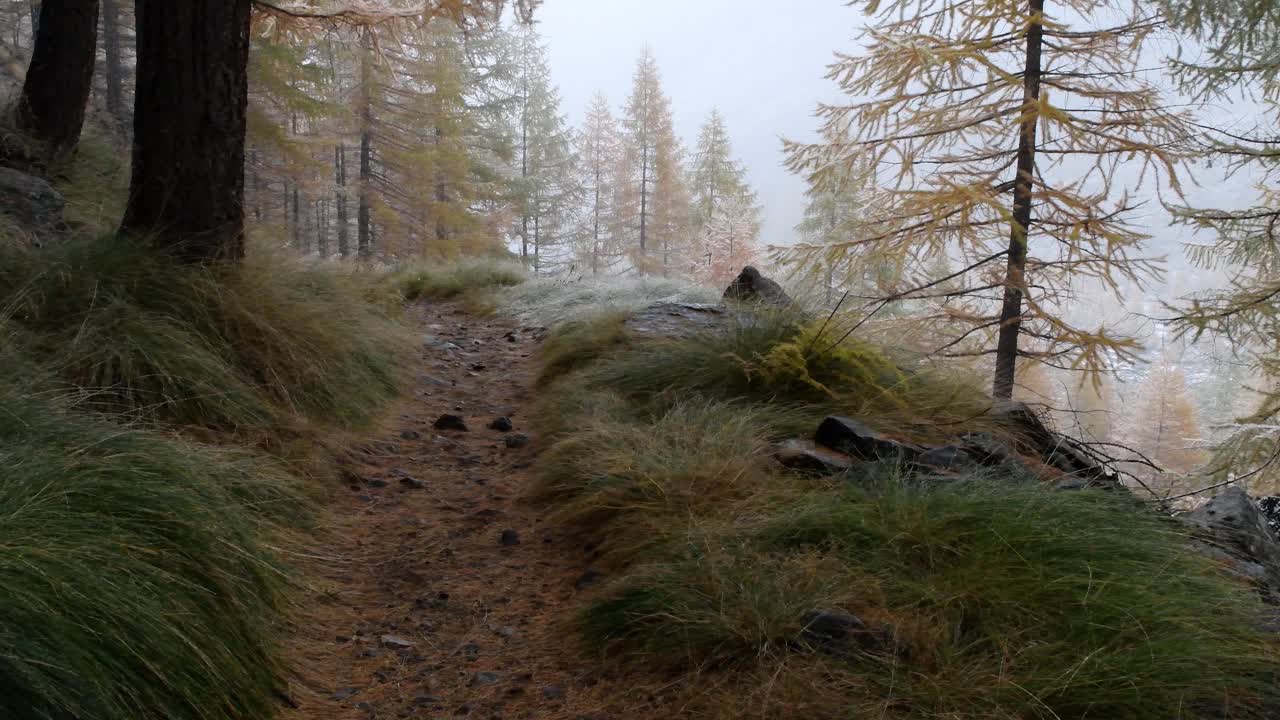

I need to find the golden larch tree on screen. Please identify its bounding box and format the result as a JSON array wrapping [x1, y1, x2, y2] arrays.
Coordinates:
[[785, 0, 1192, 398]]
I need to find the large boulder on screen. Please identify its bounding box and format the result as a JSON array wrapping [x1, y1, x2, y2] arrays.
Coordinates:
[[815, 416, 922, 463], [723, 266, 791, 305], [0, 166, 64, 239], [1182, 487, 1280, 607]]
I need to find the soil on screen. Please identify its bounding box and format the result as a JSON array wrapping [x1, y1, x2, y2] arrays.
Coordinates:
[[279, 301, 666, 720]]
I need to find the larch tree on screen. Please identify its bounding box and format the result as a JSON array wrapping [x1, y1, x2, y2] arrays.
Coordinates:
[[785, 163, 877, 306], [785, 0, 1192, 398], [17, 0, 99, 162], [511, 22, 579, 274], [619, 46, 682, 274], [572, 92, 624, 275], [687, 107, 761, 284], [1128, 359, 1208, 495], [1161, 0, 1280, 489]]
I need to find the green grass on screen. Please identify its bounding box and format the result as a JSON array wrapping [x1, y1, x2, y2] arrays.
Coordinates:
[[0, 372, 306, 720], [394, 256, 526, 301], [529, 299, 1280, 719], [1, 234, 406, 436]]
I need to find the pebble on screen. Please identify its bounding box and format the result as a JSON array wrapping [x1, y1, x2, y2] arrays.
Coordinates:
[[499, 529, 520, 546]]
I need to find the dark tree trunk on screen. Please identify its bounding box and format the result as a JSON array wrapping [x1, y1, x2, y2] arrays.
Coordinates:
[[357, 28, 373, 258], [101, 0, 123, 119], [18, 0, 99, 162], [335, 143, 349, 257], [992, 0, 1045, 399], [119, 0, 251, 263]]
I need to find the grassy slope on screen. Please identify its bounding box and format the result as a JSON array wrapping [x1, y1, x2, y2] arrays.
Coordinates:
[[0, 136, 433, 720], [528, 296, 1280, 719]]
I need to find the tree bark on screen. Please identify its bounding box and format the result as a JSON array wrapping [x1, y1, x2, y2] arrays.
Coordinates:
[[101, 0, 123, 120], [18, 0, 99, 162], [119, 0, 251, 263], [335, 143, 349, 257], [357, 27, 373, 258], [992, 0, 1045, 399]]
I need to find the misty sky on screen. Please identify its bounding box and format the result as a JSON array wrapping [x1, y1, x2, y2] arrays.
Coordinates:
[[536, 0, 858, 249]]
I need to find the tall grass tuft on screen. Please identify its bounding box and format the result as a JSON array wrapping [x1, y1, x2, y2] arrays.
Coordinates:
[[0, 234, 406, 434], [0, 374, 305, 720], [394, 256, 526, 301]]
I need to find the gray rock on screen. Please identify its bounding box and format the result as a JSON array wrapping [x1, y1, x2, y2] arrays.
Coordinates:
[[332, 688, 359, 701], [400, 429, 422, 440], [379, 634, 414, 649], [772, 440, 852, 474], [624, 301, 732, 338], [499, 529, 520, 546], [399, 476, 426, 490], [0, 166, 64, 237], [815, 416, 921, 463], [489, 416, 514, 432], [991, 400, 1118, 487], [1182, 487, 1280, 605], [504, 433, 530, 449], [468, 671, 504, 687], [723, 266, 792, 305], [432, 414, 468, 431], [800, 608, 891, 653], [542, 685, 566, 700], [913, 445, 974, 472]]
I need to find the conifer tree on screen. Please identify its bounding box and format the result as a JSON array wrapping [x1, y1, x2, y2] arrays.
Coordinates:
[[511, 22, 578, 274], [686, 108, 760, 283], [619, 47, 683, 274], [1160, 0, 1280, 488], [572, 92, 624, 275], [785, 0, 1192, 398], [697, 192, 760, 285], [1129, 359, 1208, 494], [650, 130, 692, 277]]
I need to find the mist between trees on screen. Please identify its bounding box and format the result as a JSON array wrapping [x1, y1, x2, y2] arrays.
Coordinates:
[[4, 0, 1280, 498]]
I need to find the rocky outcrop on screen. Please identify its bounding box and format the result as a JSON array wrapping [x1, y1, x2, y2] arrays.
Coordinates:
[[990, 400, 1119, 488], [623, 301, 732, 338], [0, 166, 65, 239], [815, 417, 922, 463], [1182, 488, 1280, 607], [723, 266, 791, 305]]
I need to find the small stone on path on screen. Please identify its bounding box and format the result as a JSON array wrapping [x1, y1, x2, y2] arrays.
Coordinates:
[[504, 433, 529, 449], [499, 529, 520, 546], [433, 414, 469, 431], [489, 416, 514, 432]]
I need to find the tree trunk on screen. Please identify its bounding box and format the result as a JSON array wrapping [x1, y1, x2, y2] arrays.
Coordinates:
[[992, 0, 1045, 399], [119, 0, 251, 263], [357, 27, 373, 258], [18, 0, 99, 162], [335, 143, 350, 257], [101, 0, 123, 120]]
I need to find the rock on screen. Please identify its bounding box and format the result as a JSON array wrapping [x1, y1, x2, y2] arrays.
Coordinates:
[[815, 417, 921, 463], [367, 478, 389, 488], [1182, 488, 1280, 605], [400, 429, 422, 440], [399, 476, 426, 490], [542, 685, 566, 700], [912, 445, 973, 472], [332, 688, 359, 701], [468, 671, 504, 687], [624, 301, 732, 339], [991, 400, 1118, 487], [0, 166, 64, 238], [432, 414, 468, 431], [496, 625, 516, 638], [462, 641, 480, 661], [489, 416, 514, 432], [499, 529, 520, 546], [380, 634, 414, 649], [957, 432, 1015, 467], [800, 608, 892, 654], [504, 433, 530, 449], [723, 266, 792, 305], [574, 567, 602, 590], [772, 440, 852, 474]]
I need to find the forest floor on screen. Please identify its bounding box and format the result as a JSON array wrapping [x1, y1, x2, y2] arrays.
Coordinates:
[[279, 300, 663, 720]]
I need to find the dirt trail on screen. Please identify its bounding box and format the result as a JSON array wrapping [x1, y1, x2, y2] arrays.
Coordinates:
[[280, 301, 660, 720]]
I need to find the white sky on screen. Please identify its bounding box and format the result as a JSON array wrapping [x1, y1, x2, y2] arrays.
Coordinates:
[[536, 0, 857, 249]]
